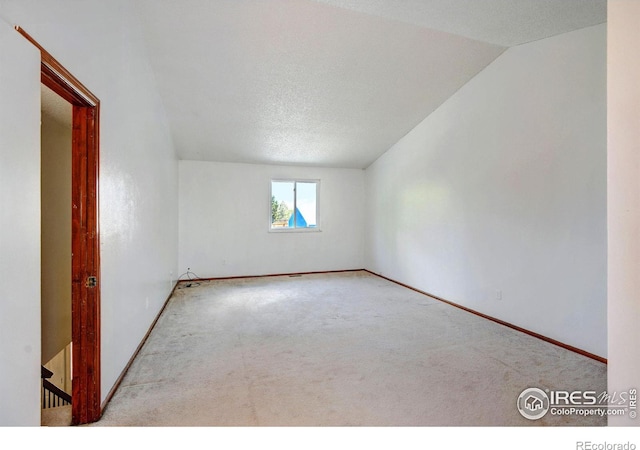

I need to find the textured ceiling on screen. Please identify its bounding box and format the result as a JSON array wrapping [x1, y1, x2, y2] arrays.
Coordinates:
[[312, 0, 607, 47], [134, 0, 606, 169]]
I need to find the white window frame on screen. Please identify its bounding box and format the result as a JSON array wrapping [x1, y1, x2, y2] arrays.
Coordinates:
[[269, 179, 321, 232]]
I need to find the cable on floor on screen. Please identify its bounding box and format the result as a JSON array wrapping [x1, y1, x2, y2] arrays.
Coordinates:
[[177, 268, 205, 288]]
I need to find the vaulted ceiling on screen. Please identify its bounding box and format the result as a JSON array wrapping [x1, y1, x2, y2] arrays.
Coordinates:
[[134, 0, 606, 169]]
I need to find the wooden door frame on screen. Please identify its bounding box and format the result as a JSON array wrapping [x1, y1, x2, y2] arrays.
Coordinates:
[[16, 27, 102, 425]]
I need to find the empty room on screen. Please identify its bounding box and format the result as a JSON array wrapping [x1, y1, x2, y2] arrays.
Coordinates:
[[1, 0, 638, 438]]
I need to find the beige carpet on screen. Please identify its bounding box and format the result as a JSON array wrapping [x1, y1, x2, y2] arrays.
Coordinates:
[[41, 404, 72, 427], [92, 271, 606, 426]]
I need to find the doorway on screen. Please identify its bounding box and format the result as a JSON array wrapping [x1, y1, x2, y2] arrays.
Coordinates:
[[41, 83, 73, 425], [16, 26, 102, 425]]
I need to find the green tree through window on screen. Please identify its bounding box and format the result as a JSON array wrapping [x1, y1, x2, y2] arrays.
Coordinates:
[[271, 195, 291, 223]]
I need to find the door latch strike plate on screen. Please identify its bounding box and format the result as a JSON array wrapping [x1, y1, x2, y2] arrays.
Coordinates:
[[86, 276, 97, 288]]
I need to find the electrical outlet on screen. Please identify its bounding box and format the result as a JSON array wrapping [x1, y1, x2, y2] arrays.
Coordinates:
[[496, 290, 503, 301]]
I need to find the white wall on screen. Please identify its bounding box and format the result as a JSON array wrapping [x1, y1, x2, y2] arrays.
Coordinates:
[[0, 0, 179, 424], [365, 24, 607, 358], [0, 18, 41, 427], [179, 161, 364, 278], [607, 0, 640, 426]]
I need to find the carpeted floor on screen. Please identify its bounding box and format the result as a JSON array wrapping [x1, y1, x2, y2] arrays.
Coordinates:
[[92, 271, 606, 426]]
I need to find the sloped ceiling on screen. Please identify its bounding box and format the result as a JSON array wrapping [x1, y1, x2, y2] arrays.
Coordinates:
[[313, 0, 607, 47], [41, 83, 71, 127], [134, 0, 606, 169]]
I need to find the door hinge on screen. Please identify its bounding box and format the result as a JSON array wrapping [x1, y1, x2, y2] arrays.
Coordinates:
[[86, 276, 98, 288]]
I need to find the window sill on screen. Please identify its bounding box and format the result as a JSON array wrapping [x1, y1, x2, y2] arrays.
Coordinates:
[[269, 227, 322, 233]]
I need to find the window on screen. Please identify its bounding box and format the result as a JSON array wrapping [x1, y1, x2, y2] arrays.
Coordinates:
[[270, 179, 319, 231]]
